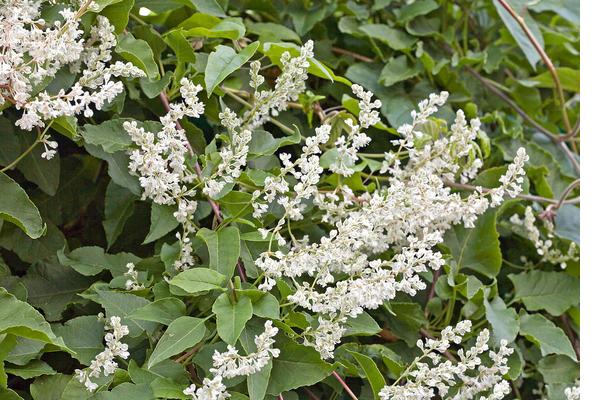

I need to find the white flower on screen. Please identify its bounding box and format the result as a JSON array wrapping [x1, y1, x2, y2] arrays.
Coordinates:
[[75, 316, 130, 392], [183, 376, 230, 400], [379, 323, 513, 400], [124, 262, 144, 290]]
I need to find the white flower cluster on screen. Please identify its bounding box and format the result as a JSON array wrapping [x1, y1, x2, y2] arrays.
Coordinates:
[[183, 321, 279, 400], [75, 316, 129, 392], [203, 41, 315, 199], [564, 381, 580, 400], [203, 107, 252, 198], [510, 206, 579, 269], [124, 262, 143, 290], [1, 1, 144, 135], [379, 321, 513, 400], [244, 41, 313, 128], [126, 78, 204, 270], [329, 84, 381, 176], [252, 90, 528, 358]]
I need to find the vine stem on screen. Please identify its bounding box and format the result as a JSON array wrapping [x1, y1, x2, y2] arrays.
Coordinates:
[[443, 180, 579, 206], [495, 0, 573, 136], [331, 371, 359, 400], [1, 125, 50, 173]]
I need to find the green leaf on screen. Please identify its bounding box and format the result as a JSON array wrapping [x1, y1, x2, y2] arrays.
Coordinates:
[[247, 22, 301, 43], [266, 335, 335, 395], [5, 360, 56, 379], [54, 316, 105, 364], [57, 246, 140, 277], [484, 297, 520, 343], [103, 181, 137, 248], [197, 226, 240, 280], [0, 172, 45, 239], [443, 208, 502, 278], [394, 0, 439, 24], [379, 55, 420, 86], [169, 267, 227, 294], [184, 18, 246, 40], [95, 383, 155, 400], [30, 373, 72, 400], [523, 67, 579, 92], [493, 0, 545, 67], [212, 293, 252, 345], [509, 270, 579, 316], [94, 290, 157, 337], [252, 292, 280, 320], [102, 0, 134, 33], [0, 288, 68, 349], [5, 337, 45, 366], [538, 354, 579, 384], [348, 351, 386, 398], [21, 260, 95, 321], [384, 302, 426, 345], [519, 313, 577, 361], [143, 203, 179, 244], [359, 24, 417, 50], [17, 134, 60, 196], [248, 129, 301, 157], [129, 297, 186, 326], [84, 144, 141, 195], [148, 316, 207, 368], [80, 119, 134, 153], [343, 312, 381, 337], [116, 33, 159, 80], [0, 222, 64, 264], [204, 42, 260, 96]]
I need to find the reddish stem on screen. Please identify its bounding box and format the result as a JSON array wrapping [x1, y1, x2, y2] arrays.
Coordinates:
[[331, 371, 359, 400]]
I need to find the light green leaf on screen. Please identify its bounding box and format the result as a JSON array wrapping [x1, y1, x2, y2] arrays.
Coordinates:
[[538, 354, 579, 384], [54, 316, 105, 364], [116, 33, 159, 80], [130, 297, 186, 326], [143, 203, 180, 244], [443, 208, 502, 278], [379, 55, 420, 86], [57, 246, 140, 277], [102, 0, 134, 33], [5, 360, 56, 379], [212, 293, 252, 345], [95, 290, 157, 337], [359, 24, 417, 50], [148, 316, 206, 368], [169, 267, 227, 294], [0, 288, 68, 349], [0, 172, 45, 239], [519, 313, 577, 361], [348, 351, 386, 399], [204, 42, 260, 96], [343, 312, 381, 337], [266, 335, 335, 394], [484, 297, 520, 343], [197, 226, 240, 280], [80, 119, 133, 153], [509, 270, 579, 316], [84, 144, 141, 195], [493, 0, 545, 67]]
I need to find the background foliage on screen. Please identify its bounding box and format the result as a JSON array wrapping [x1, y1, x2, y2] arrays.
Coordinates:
[[0, 0, 580, 399]]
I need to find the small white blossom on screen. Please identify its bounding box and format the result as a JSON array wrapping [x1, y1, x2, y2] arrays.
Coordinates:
[[75, 316, 129, 392]]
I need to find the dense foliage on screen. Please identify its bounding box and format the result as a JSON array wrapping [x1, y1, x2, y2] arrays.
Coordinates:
[[0, 0, 580, 399]]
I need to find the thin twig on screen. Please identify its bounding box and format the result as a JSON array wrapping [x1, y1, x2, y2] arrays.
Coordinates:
[[560, 314, 580, 360], [304, 388, 320, 400], [496, 0, 572, 134], [331, 47, 375, 63], [331, 371, 359, 400], [443, 180, 579, 205]]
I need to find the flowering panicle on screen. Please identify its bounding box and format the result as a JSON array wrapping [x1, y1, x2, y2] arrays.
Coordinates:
[[564, 381, 580, 400], [329, 84, 381, 176], [75, 316, 130, 392], [1, 2, 144, 138], [510, 206, 579, 268], [183, 321, 279, 400], [244, 41, 313, 128], [124, 262, 143, 290], [126, 78, 204, 270], [251, 89, 528, 358], [379, 321, 513, 400]]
